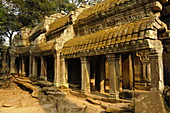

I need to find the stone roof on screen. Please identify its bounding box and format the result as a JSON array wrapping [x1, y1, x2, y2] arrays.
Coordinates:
[[76, 0, 130, 21], [62, 16, 166, 56], [75, 0, 167, 25], [47, 15, 70, 35], [29, 23, 46, 41], [30, 40, 55, 55]]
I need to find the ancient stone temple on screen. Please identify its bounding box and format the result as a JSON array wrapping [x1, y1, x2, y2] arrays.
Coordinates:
[[8, 0, 170, 101]]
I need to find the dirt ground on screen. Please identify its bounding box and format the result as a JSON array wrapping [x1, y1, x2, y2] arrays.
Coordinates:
[[0, 83, 45, 113], [0, 75, 132, 113]]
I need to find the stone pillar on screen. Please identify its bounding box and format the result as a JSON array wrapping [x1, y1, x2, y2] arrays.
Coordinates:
[[29, 55, 32, 77], [129, 54, 134, 89], [80, 57, 90, 94], [19, 58, 22, 75], [32, 56, 37, 76], [40, 56, 47, 80], [149, 48, 164, 92], [60, 58, 69, 87], [106, 53, 120, 99], [99, 56, 105, 93], [10, 56, 16, 73], [21, 56, 26, 76], [54, 52, 60, 87]]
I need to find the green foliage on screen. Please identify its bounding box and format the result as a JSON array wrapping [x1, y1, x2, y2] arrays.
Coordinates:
[[5, 0, 77, 26], [0, 0, 103, 45], [0, 1, 21, 45]]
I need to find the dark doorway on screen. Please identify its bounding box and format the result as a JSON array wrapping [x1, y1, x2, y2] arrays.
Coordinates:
[[122, 53, 133, 90], [67, 58, 81, 88], [15, 57, 21, 74], [90, 55, 106, 92], [44, 55, 54, 82], [35, 57, 41, 79], [24, 56, 29, 77]]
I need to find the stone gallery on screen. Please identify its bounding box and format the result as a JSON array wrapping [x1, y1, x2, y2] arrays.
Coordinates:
[[1, 0, 170, 111]]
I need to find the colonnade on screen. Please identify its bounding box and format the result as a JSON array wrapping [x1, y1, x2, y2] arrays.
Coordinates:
[[8, 47, 164, 98]]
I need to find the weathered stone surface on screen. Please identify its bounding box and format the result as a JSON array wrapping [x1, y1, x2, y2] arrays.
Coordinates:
[[135, 91, 166, 113], [14, 78, 41, 98], [36, 80, 53, 87], [84, 105, 103, 113], [163, 86, 170, 107], [106, 103, 131, 112], [44, 13, 64, 31], [42, 86, 58, 92], [31, 86, 41, 98], [100, 101, 109, 109], [86, 97, 100, 105], [2, 97, 22, 107], [46, 91, 67, 97]]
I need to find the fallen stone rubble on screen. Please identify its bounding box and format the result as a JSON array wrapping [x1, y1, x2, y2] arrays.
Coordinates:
[[1, 74, 169, 113], [12, 75, 133, 113]]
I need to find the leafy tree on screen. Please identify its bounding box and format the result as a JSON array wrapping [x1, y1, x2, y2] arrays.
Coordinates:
[[4, 0, 78, 26], [0, 0, 103, 45], [0, 1, 21, 45]]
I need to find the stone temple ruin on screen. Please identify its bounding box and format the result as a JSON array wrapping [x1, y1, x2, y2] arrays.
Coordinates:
[[1, 0, 170, 112]]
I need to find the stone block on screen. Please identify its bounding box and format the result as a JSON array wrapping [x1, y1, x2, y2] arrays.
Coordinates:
[[135, 91, 166, 113], [36, 80, 53, 87]]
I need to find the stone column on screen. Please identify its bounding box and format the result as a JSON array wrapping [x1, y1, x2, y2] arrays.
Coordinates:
[[60, 58, 69, 87], [40, 56, 47, 80], [106, 53, 120, 99], [19, 58, 22, 75], [29, 55, 32, 77], [149, 48, 164, 92], [129, 54, 134, 89], [80, 57, 90, 94], [10, 56, 16, 73], [99, 56, 105, 93], [21, 56, 26, 76], [32, 56, 37, 77], [54, 52, 60, 87]]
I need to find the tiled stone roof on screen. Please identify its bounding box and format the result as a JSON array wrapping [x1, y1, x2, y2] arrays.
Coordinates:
[[76, 0, 131, 21], [62, 16, 165, 56], [47, 15, 70, 34]]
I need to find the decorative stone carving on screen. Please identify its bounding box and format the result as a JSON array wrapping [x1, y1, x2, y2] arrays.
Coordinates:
[[136, 50, 150, 82]]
